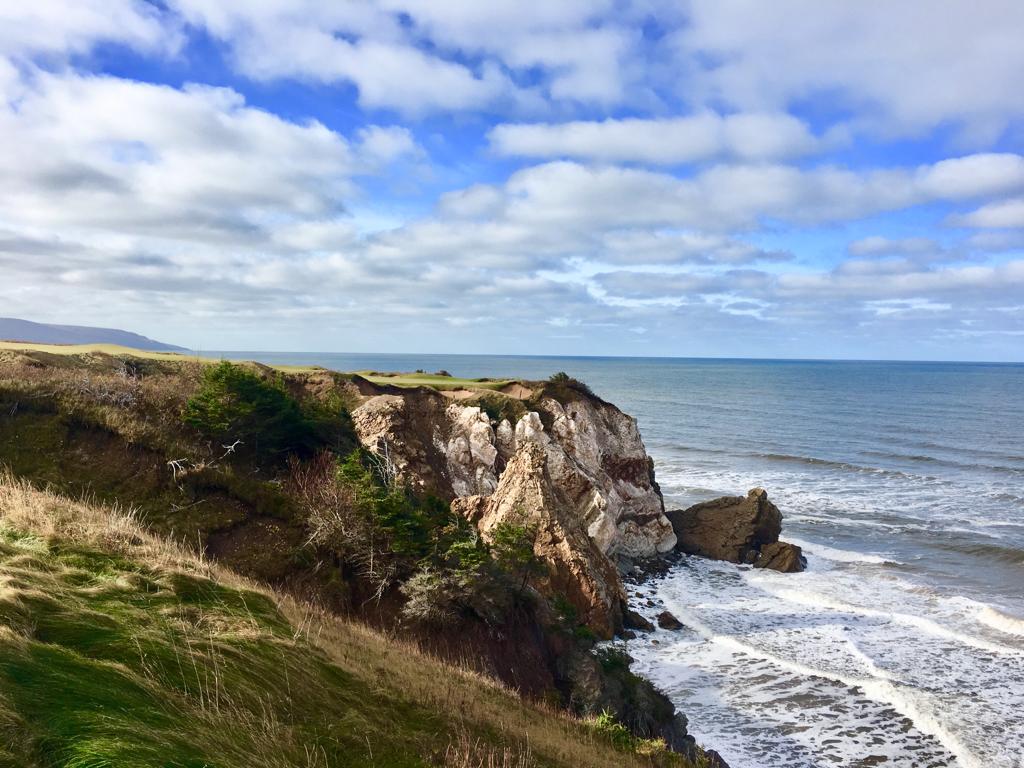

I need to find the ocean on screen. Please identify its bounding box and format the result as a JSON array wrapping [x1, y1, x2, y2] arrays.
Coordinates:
[[207, 352, 1024, 768]]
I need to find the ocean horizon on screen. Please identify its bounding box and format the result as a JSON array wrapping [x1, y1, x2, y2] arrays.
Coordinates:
[[194, 350, 1024, 366]]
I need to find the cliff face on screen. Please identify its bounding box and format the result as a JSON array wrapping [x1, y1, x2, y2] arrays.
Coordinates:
[[453, 442, 626, 637], [351, 381, 676, 637], [352, 385, 675, 555]]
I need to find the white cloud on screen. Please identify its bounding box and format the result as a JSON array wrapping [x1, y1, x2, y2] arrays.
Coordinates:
[[951, 198, 1024, 229], [776, 260, 1024, 300], [0, 0, 175, 59], [489, 112, 824, 164], [865, 299, 952, 316], [380, 0, 631, 104], [488, 154, 1024, 234], [356, 125, 420, 165], [164, 1, 631, 114], [672, 0, 1024, 141], [3, 1, 1024, 357], [437, 184, 506, 220], [166, 1, 512, 114], [0, 71, 426, 244], [848, 237, 939, 257]]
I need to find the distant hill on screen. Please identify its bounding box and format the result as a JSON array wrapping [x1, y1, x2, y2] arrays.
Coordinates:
[[0, 317, 186, 351]]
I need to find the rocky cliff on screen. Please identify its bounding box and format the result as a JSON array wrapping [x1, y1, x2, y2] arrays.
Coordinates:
[[453, 442, 627, 636], [351, 380, 676, 637], [352, 382, 676, 557]]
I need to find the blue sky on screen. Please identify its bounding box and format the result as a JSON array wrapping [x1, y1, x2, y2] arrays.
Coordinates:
[[2, 1, 1024, 360]]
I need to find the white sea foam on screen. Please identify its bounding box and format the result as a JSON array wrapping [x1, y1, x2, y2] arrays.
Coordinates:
[[746, 571, 1024, 657], [783, 536, 899, 565], [977, 604, 1024, 637], [625, 552, 1024, 768]]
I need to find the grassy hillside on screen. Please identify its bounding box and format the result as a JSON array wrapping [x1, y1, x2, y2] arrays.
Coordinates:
[[0, 342, 512, 391], [0, 477, 693, 768], [0, 341, 193, 361]]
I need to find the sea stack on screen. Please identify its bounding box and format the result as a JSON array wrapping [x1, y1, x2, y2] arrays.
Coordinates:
[[666, 488, 806, 572]]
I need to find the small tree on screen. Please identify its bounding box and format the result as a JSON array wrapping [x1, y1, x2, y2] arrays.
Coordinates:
[[490, 521, 545, 597], [547, 371, 594, 396], [183, 361, 316, 460]]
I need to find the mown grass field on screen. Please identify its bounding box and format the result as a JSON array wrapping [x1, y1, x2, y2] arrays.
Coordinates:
[[0, 477, 695, 768], [354, 371, 514, 391]]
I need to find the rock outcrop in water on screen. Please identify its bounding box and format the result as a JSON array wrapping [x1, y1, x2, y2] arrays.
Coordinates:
[[666, 487, 806, 572], [754, 540, 805, 573]]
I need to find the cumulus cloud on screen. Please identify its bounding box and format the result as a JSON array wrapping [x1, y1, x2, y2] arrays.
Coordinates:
[[848, 237, 940, 257], [481, 154, 1024, 234], [0, 0, 176, 59], [163, 0, 636, 114], [3, 1, 1024, 358], [0, 71, 423, 244], [775, 261, 1024, 301], [672, 0, 1024, 141], [950, 198, 1024, 228], [489, 112, 826, 164]]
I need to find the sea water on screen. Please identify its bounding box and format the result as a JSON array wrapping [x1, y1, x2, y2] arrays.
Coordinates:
[[205, 353, 1024, 767]]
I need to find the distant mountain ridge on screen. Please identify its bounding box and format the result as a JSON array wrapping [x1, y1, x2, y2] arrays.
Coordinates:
[[0, 317, 186, 351]]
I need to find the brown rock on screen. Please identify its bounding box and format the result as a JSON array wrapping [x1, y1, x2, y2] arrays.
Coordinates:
[[450, 494, 488, 525], [754, 540, 806, 573], [350, 390, 456, 496], [472, 442, 625, 638], [656, 611, 684, 630], [667, 488, 782, 564], [623, 609, 655, 632]]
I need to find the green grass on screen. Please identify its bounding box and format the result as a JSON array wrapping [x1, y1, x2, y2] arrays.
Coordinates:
[[0, 528, 435, 767], [353, 371, 514, 392], [0, 342, 522, 392], [0, 479, 693, 768]]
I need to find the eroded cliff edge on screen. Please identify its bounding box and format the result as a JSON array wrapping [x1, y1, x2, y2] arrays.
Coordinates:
[[347, 374, 734, 764], [351, 375, 676, 639]]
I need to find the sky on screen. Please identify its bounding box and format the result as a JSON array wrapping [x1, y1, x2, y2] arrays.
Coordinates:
[[2, 1, 1024, 360]]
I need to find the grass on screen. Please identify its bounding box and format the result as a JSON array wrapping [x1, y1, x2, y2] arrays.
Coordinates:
[[355, 371, 514, 392], [0, 477, 694, 768], [0, 342, 517, 392], [0, 341, 196, 362]]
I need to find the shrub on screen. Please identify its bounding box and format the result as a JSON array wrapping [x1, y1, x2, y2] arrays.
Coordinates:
[[293, 450, 454, 599], [294, 451, 544, 626], [401, 521, 543, 627], [587, 711, 685, 764], [401, 525, 509, 626], [591, 711, 634, 749], [547, 371, 594, 397], [490, 521, 546, 596], [594, 646, 632, 673], [183, 362, 344, 461], [471, 392, 527, 425]]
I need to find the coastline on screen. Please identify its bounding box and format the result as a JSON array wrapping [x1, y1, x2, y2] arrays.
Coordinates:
[[2, 344, 1022, 767]]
